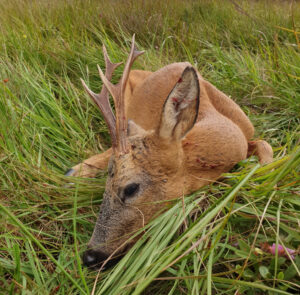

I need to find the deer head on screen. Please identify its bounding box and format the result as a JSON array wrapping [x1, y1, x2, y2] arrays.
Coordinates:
[[81, 36, 200, 270]]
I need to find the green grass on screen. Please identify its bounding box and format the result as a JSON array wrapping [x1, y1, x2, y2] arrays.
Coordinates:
[[0, 0, 299, 294]]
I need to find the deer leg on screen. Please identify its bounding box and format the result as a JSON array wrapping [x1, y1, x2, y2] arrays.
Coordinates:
[[65, 148, 112, 178], [247, 140, 273, 165]]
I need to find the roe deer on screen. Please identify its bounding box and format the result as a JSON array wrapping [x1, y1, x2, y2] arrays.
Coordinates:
[[66, 35, 273, 269]]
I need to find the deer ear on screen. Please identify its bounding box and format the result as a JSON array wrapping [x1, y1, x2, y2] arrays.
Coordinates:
[[127, 120, 147, 137], [158, 66, 200, 141]]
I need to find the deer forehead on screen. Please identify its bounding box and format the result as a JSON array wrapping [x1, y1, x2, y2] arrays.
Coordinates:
[[108, 152, 147, 184], [107, 130, 184, 190]]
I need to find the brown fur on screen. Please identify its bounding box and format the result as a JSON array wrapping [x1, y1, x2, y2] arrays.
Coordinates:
[[70, 62, 273, 257]]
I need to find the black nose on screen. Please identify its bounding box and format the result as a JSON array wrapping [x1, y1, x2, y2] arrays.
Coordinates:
[[82, 249, 122, 270]]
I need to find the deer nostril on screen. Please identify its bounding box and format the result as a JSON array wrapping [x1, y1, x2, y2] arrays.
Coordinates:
[[82, 248, 124, 270], [82, 249, 108, 269], [83, 251, 96, 264]]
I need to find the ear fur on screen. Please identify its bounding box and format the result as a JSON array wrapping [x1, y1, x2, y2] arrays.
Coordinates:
[[158, 66, 200, 141], [127, 120, 147, 137]]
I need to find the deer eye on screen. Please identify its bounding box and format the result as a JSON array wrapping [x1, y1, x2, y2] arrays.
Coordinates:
[[123, 183, 140, 198]]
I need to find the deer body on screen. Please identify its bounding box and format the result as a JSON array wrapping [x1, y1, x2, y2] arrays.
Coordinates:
[[126, 63, 250, 191], [67, 37, 273, 269]]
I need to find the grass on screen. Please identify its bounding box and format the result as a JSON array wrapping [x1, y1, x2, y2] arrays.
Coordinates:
[[0, 0, 299, 294]]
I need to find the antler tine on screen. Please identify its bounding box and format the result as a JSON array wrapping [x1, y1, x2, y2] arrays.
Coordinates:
[[102, 44, 123, 81], [119, 34, 145, 92], [117, 34, 144, 153], [80, 45, 122, 148]]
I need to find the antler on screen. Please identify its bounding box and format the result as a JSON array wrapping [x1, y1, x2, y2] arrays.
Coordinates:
[[97, 34, 144, 154], [81, 35, 144, 154], [80, 46, 122, 148]]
